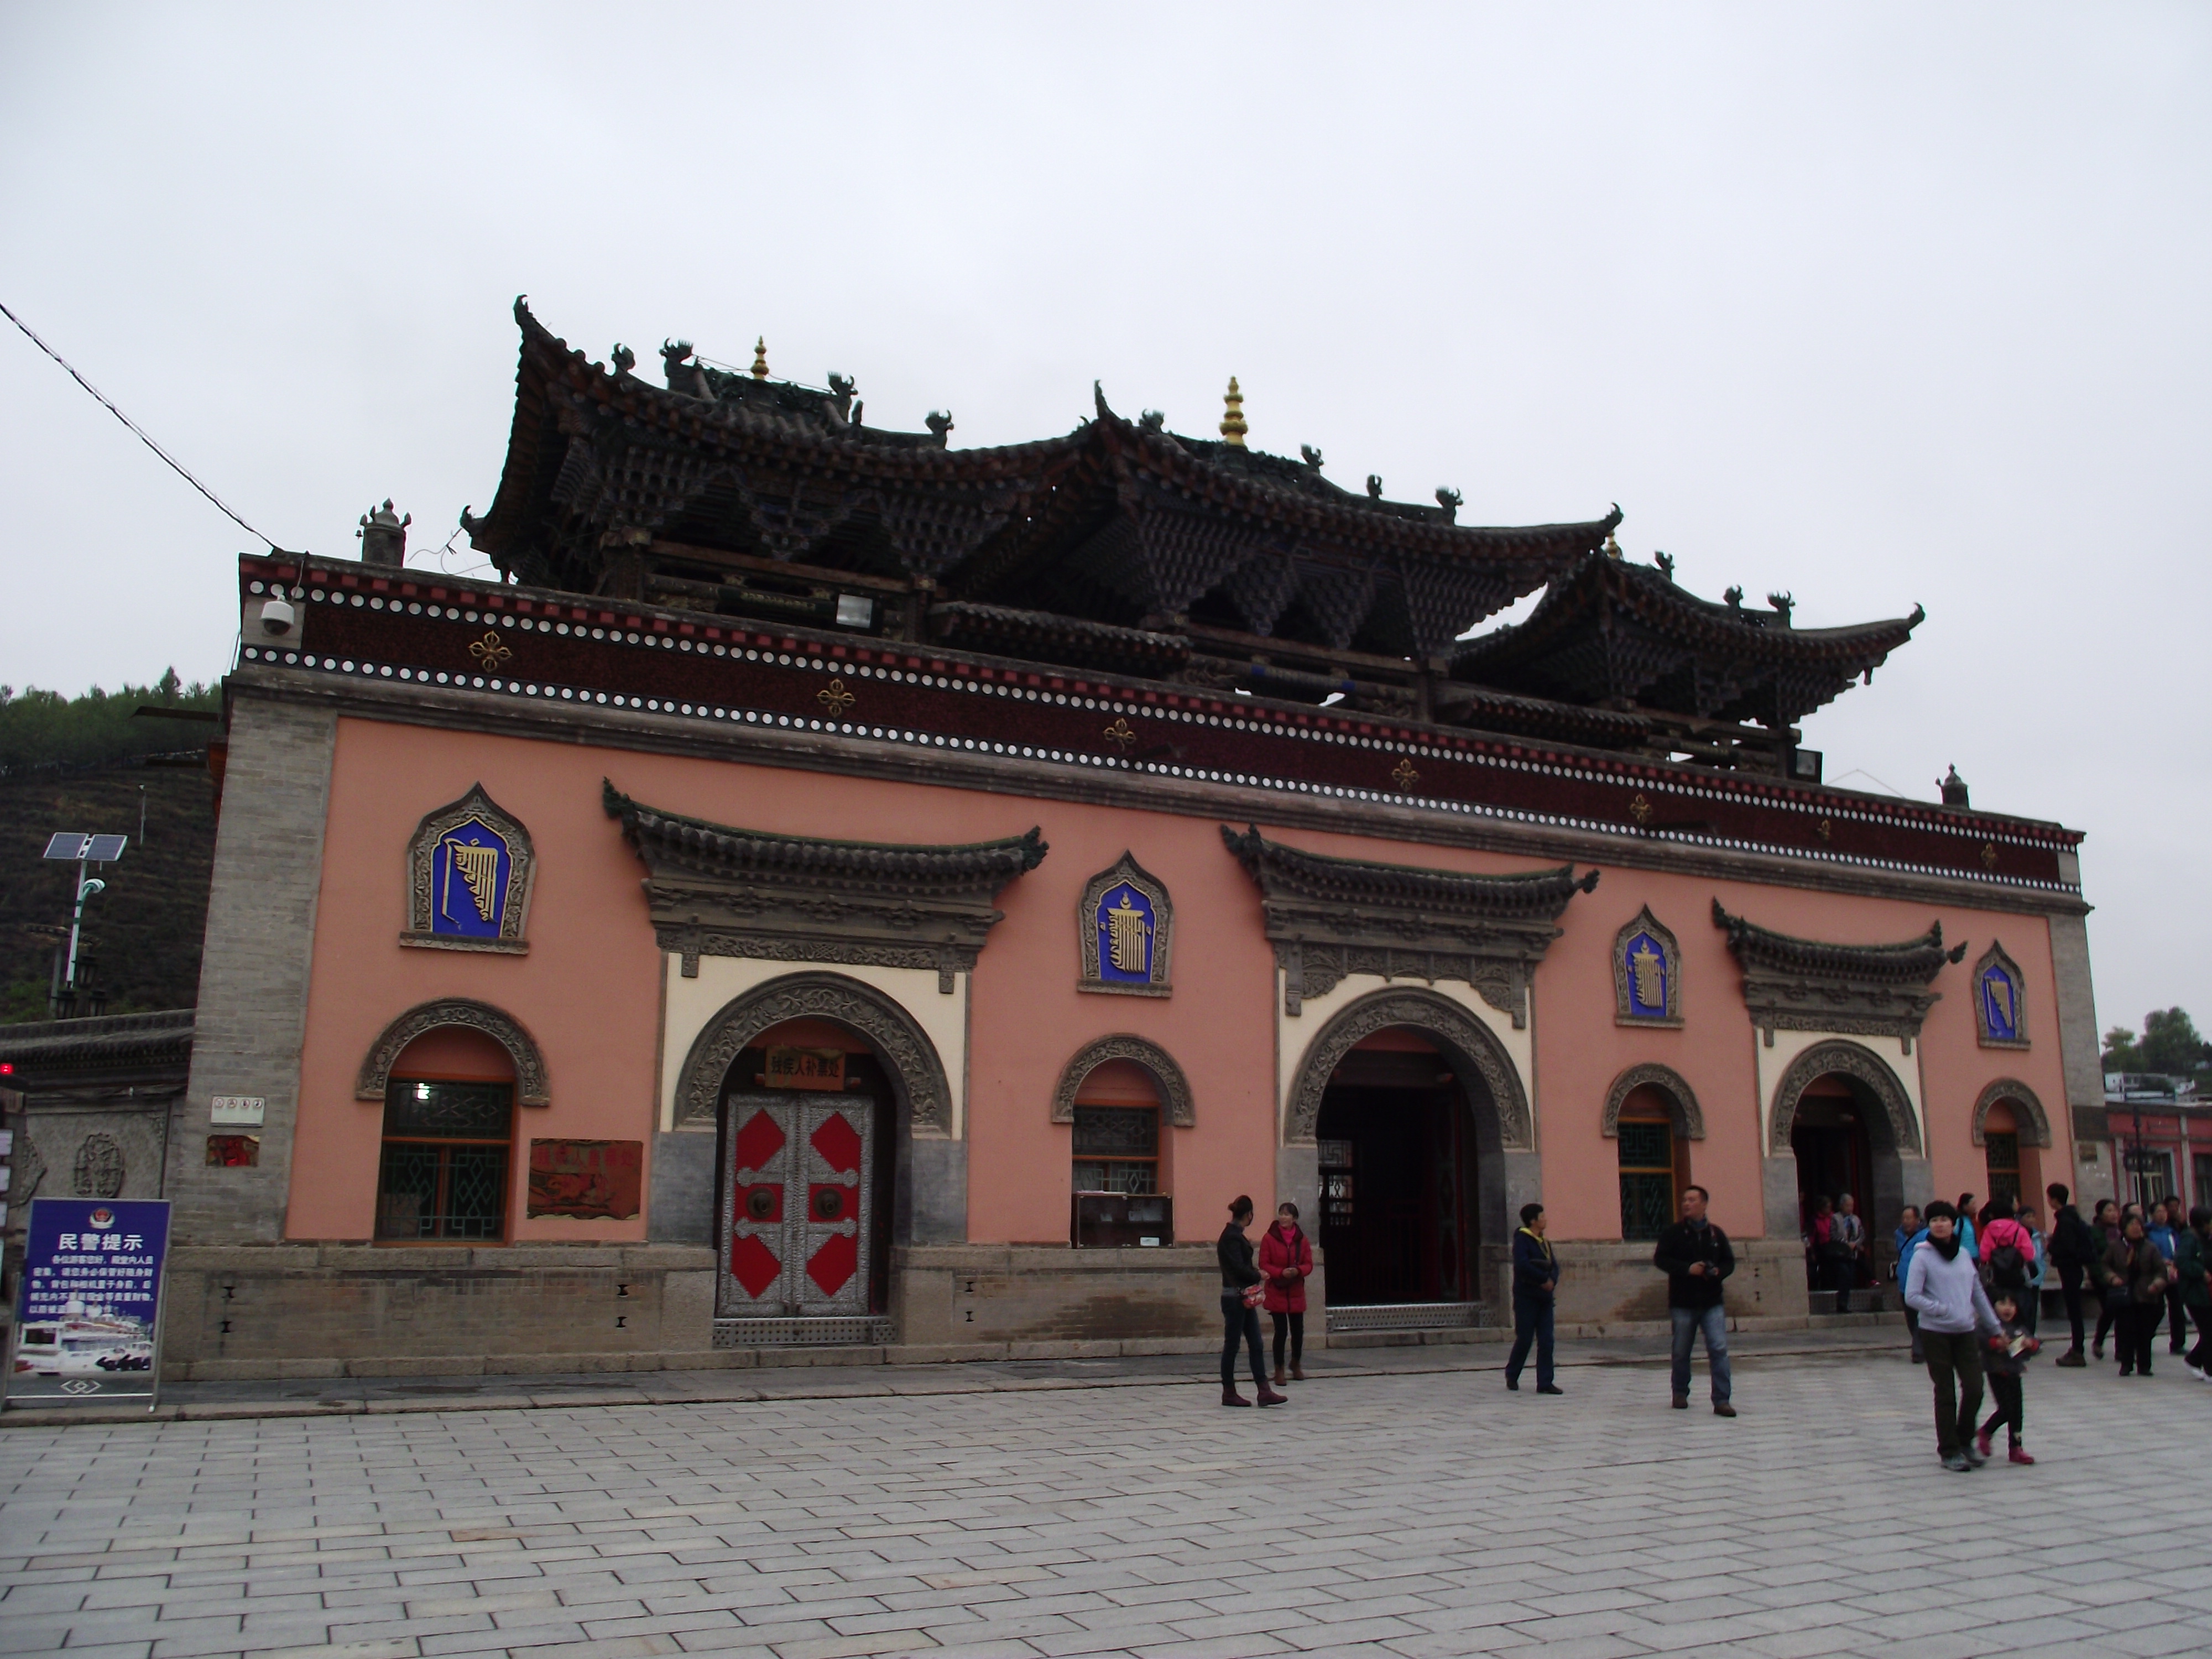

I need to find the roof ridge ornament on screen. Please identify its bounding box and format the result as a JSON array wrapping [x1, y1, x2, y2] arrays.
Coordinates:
[[752, 336, 770, 379], [1604, 528, 1623, 559], [1219, 375, 1247, 447]]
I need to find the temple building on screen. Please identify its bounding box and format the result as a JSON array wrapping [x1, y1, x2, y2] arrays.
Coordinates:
[[135, 302, 2105, 1376]]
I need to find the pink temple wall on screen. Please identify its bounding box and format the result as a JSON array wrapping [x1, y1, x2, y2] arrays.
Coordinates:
[[288, 714, 2077, 1246]]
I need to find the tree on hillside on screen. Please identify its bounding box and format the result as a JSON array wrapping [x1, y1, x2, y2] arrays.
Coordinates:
[[0, 670, 218, 773], [2101, 1007, 2211, 1074]]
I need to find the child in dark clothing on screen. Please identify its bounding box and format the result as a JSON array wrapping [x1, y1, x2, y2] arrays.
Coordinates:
[[1976, 1289, 2042, 1465]]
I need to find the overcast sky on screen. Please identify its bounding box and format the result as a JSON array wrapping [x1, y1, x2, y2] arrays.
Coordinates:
[[3, 4, 2206, 1035]]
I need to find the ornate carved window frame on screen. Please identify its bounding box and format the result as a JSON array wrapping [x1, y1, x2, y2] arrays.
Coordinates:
[[355, 998, 550, 1106], [1613, 907, 1683, 1027], [1971, 1078, 2052, 1149], [1971, 940, 2030, 1050], [1599, 1062, 1705, 1140], [401, 784, 535, 954], [1076, 853, 1173, 997], [1049, 1034, 1194, 1128]]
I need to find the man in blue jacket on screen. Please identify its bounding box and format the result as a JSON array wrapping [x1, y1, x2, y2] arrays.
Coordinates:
[[1505, 1202, 1562, 1394]]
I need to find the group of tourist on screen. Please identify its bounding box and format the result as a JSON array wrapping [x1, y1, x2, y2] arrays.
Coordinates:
[[1215, 1181, 2212, 1475]]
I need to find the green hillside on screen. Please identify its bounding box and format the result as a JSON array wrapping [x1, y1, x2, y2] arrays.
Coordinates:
[[0, 675, 222, 1021]]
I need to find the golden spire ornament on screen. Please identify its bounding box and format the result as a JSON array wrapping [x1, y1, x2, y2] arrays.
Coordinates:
[[1219, 375, 1248, 447], [751, 337, 770, 379]]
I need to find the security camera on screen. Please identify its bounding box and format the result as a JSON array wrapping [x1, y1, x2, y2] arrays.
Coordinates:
[[258, 597, 296, 636]]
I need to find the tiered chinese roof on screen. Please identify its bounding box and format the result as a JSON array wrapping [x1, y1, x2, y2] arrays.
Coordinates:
[[1452, 554, 1922, 731], [463, 305, 1921, 773]]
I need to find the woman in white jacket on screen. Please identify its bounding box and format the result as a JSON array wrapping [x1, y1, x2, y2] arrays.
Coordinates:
[[1905, 1199, 2001, 1472]]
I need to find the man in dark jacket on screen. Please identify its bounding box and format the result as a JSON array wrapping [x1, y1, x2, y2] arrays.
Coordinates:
[[1505, 1202, 1562, 1394], [2045, 1182, 2096, 1366], [1653, 1185, 1736, 1415]]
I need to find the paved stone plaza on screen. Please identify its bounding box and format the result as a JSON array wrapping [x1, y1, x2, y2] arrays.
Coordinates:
[[2, 1350, 2206, 1659]]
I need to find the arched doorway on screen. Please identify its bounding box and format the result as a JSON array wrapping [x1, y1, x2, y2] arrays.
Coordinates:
[[1286, 987, 1533, 1315], [670, 973, 954, 1328], [1768, 1040, 1926, 1277], [1973, 1079, 2052, 1215]]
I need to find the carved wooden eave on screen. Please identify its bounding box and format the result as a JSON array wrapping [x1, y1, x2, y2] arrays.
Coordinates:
[[1221, 825, 1598, 1022], [1711, 897, 1966, 1052], [604, 781, 1047, 992]]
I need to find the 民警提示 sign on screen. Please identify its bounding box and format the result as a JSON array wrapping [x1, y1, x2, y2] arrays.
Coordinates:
[[4, 1198, 171, 1410]]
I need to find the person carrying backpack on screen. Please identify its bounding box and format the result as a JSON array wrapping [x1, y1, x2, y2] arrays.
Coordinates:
[[2044, 1183, 2096, 1365], [1978, 1193, 2037, 1331]]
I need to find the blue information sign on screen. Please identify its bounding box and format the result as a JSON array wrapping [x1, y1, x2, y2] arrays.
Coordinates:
[[4, 1197, 171, 1410]]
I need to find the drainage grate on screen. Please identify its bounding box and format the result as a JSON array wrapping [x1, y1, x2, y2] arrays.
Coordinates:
[[1326, 1301, 1491, 1334], [712, 1317, 894, 1348]]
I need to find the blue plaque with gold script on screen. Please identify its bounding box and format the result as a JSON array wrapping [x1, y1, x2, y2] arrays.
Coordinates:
[[1980, 962, 2020, 1043], [429, 820, 512, 940], [1622, 928, 1670, 1019], [1094, 883, 1156, 984]]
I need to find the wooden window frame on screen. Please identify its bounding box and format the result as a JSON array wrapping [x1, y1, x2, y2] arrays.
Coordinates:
[[1071, 1103, 1162, 1196], [377, 1076, 516, 1245]]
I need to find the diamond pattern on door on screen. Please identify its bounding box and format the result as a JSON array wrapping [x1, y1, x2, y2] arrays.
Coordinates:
[[717, 1091, 875, 1319]]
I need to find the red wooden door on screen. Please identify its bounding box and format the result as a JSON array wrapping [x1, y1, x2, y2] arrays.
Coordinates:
[[718, 1092, 875, 1319]]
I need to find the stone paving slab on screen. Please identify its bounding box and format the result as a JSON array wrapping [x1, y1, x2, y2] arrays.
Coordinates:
[[2, 1343, 2207, 1657]]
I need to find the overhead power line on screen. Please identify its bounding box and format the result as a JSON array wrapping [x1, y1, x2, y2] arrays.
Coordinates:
[[2, 297, 278, 551]]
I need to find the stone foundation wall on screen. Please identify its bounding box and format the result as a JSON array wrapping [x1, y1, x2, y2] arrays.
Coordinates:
[[161, 1244, 718, 1380], [891, 1244, 1270, 1349], [1547, 1238, 1809, 1325], [158, 1237, 1809, 1379]]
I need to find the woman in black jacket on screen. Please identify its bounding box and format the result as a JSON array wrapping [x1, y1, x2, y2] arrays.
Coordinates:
[[1218, 1196, 1287, 1407]]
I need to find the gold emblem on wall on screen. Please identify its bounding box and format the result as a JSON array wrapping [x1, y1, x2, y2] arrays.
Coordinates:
[[1980, 842, 1999, 870], [1102, 717, 1137, 752], [817, 677, 857, 716], [1629, 792, 1654, 825], [1104, 891, 1152, 973], [468, 632, 512, 670], [1390, 757, 1420, 791]]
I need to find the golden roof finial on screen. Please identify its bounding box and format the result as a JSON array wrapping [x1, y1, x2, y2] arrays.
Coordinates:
[[751, 336, 770, 379], [1219, 375, 1248, 447]]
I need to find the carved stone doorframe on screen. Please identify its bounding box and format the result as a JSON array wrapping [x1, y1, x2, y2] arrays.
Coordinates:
[[670, 971, 964, 1248], [1762, 1037, 1927, 1241], [1279, 984, 1535, 1317]]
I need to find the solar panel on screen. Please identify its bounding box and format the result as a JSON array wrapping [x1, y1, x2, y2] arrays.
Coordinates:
[[85, 834, 128, 863], [42, 833, 90, 860]]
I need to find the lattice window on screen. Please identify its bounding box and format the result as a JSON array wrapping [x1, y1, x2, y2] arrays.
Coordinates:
[[1983, 1130, 2021, 1206], [1618, 1119, 1675, 1242], [1072, 1105, 1159, 1195], [378, 1079, 514, 1241]]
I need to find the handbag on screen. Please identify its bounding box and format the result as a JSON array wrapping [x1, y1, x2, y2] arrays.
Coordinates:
[[1241, 1281, 1265, 1310]]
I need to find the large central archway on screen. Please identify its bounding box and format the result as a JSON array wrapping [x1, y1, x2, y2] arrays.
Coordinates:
[[1285, 987, 1535, 1316], [1765, 1039, 1927, 1270]]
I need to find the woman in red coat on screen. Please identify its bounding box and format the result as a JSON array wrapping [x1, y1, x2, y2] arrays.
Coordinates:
[[1260, 1201, 1314, 1385]]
